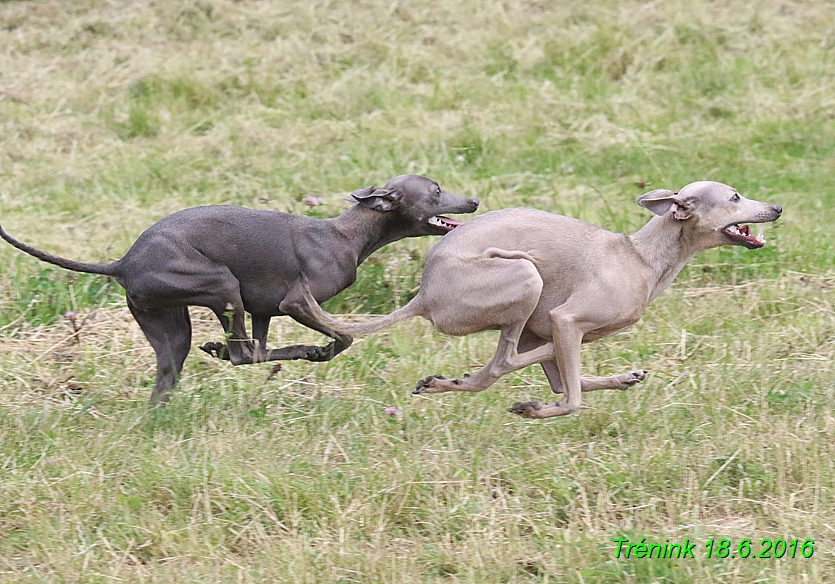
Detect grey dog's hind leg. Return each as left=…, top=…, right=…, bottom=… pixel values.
left=128, top=300, right=192, bottom=404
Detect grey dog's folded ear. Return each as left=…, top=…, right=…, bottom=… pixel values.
left=344, top=186, right=402, bottom=212
left=343, top=186, right=376, bottom=203
left=635, top=189, right=692, bottom=220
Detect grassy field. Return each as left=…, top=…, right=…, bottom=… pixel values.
left=1, top=0, right=834, bottom=581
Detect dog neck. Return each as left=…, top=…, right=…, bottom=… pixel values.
left=331, top=205, right=410, bottom=265
left=630, top=214, right=704, bottom=302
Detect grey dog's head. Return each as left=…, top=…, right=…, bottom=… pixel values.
left=636, top=181, right=782, bottom=250
left=345, top=175, right=480, bottom=236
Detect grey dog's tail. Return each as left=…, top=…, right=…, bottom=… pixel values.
left=302, top=286, right=423, bottom=337
left=0, top=224, right=119, bottom=276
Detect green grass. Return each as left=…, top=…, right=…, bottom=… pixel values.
left=1, top=0, right=834, bottom=581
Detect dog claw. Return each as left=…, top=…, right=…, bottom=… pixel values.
left=414, top=375, right=445, bottom=393
left=199, top=342, right=229, bottom=360
left=304, top=346, right=324, bottom=361
left=302, top=342, right=335, bottom=362
left=508, top=401, right=542, bottom=417
left=301, top=339, right=351, bottom=362
left=618, top=370, right=647, bottom=390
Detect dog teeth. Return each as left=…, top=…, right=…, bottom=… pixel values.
left=726, top=224, right=765, bottom=244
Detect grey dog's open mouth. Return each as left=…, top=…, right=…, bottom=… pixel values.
left=723, top=224, right=766, bottom=248
left=428, top=215, right=462, bottom=232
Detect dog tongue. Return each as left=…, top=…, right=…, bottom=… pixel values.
left=740, top=225, right=750, bottom=236
left=439, top=216, right=461, bottom=228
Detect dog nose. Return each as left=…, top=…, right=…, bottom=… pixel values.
left=469, top=198, right=480, bottom=208
left=772, top=204, right=782, bottom=215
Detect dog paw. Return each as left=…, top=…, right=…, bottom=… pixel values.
left=617, top=369, right=647, bottom=390
left=304, top=342, right=339, bottom=362
left=508, top=401, right=542, bottom=417
left=413, top=375, right=446, bottom=394
left=302, top=337, right=352, bottom=363
left=148, top=392, right=172, bottom=407
left=199, top=342, right=230, bottom=360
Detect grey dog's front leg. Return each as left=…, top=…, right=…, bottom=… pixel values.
left=200, top=332, right=350, bottom=363
left=200, top=285, right=352, bottom=364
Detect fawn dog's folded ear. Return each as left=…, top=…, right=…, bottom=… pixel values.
left=635, top=189, right=692, bottom=220
left=344, top=186, right=402, bottom=212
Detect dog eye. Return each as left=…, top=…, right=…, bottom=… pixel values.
left=731, top=193, right=740, bottom=203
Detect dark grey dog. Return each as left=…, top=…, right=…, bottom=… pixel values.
left=0, top=175, right=478, bottom=402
